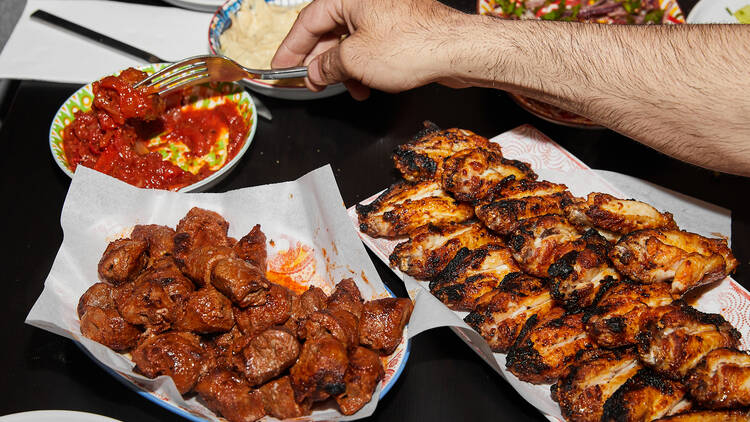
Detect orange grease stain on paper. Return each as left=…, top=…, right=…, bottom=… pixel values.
left=266, top=241, right=317, bottom=295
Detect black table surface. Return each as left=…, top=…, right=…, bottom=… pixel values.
left=3, top=0, right=749, bottom=420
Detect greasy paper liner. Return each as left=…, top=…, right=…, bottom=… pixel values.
left=26, top=165, right=411, bottom=422
left=347, top=125, right=745, bottom=422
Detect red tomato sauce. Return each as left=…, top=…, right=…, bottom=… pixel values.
left=62, top=68, right=249, bottom=191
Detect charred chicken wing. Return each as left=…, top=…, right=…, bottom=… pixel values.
left=552, top=348, right=642, bottom=422
left=564, top=193, right=678, bottom=239
left=506, top=308, right=596, bottom=384
left=356, top=180, right=474, bottom=238
left=429, top=244, right=521, bottom=311
left=686, top=348, right=750, bottom=409
left=464, top=272, right=555, bottom=353
left=440, top=145, right=536, bottom=202
left=508, top=214, right=584, bottom=278
left=601, top=369, right=691, bottom=422
left=584, top=280, right=675, bottom=348
left=392, top=124, right=491, bottom=182
left=548, top=230, right=620, bottom=312
left=611, top=229, right=738, bottom=296
left=637, top=302, right=741, bottom=380
left=389, top=221, right=500, bottom=280
left=654, top=409, right=750, bottom=422
left=475, top=179, right=571, bottom=235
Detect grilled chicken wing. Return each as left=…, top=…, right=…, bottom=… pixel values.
left=611, top=229, right=738, bottom=296
left=475, top=179, right=572, bottom=235
left=506, top=308, right=596, bottom=384
left=601, top=369, right=691, bottom=422
left=508, top=214, right=584, bottom=278
left=441, top=145, right=536, bottom=202
left=551, top=348, right=642, bottom=422
left=584, top=280, right=675, bottom=348
left=356, top=181, right=474, bottom=238
left=429, top=244, right=521, bottom=311
left=655, top=409, right=750, bottom=421
left=565, top=193, right=678, bottom=240
left=392, top=123, right=491, bottom=182
left=464, top=272, right=555, bottom=353
left=548, top=230, right=621, bottom=312
left=637, top=302, right=741, bottom=380
left=686, top=348, right=750, bottom=409
left=389, top=221, right=500, bottom=280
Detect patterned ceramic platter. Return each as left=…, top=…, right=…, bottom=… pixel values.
left=49, top=63, right=257, bottom=192
left=208, top=0, right=347, bottom=100
left=477, top=0, right=685, bottom=128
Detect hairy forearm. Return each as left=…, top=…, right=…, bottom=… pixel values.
left=446, top=16, right=750, bottom=175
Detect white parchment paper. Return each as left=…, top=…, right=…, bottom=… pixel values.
left=348, top=125, right=743, bottom=422
left=26, top=165, right=413, bottom=421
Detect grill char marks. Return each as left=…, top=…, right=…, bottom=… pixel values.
left=464, top=272, right=554, bottom=353
left=601, top=368, right=690, bottom=422
left=429, top=244, right=521, bottom=311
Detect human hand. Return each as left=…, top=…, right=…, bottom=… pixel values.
left=271, top=0, right=468, bottom=100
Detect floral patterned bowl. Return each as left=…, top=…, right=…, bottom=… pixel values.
left=208, top=0, right=348, bottom=100
left=49, top=63, right=257, bottom=192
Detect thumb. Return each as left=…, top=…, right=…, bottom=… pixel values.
left=307, top=46, right=349, bottom=86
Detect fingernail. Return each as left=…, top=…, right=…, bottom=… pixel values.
left=308, top=58, right=322, bottom=85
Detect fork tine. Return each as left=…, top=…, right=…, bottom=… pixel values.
left=133, top=55, right=211, bottom=89
left=148, top=64, right=208, bottom=90
left=156, top=74, right=213, bottom=96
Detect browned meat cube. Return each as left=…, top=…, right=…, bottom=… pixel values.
left=97, top=238, right=148, bottom=285
left=336, top=346, right=385, bottom=415
left=234, top=284, right=293, bottom=337
left=242, top=328, right=300, bottom=386
left=259, top=376, right=312, bottom=419
left=175, top=207, right=231, bottom=250
left=358, top=298, right=413, bottom=355
left=130, top=224, right=176, bottom=263
left=79, top=307, right=141, bottom=352
left=180, top=245, right=235, bottom=287
left=211, top=257, right=270, bottom=307
left=115, top=273, right=180, bottom=333
left=135, top=257, right=194, bottom=305
left=327, top=278, right=364, bottom=319
left=234, top=224, right=267, bottom=270
left=284, top=286, right=327, bottom=336
left=132, top=332, right=207, bottom=394
left=195, top=368, right=266, bottom=422
left=174, top=287, right=234, bottom=334
left=213, top=326, right=251, bottom=372
left=78, top=282, right=116, bottom=318
left=301, top=309, right=359, bottom=349
left=290, top=335, right=349, bottom=402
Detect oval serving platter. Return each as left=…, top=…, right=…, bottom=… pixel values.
left=49, top=63, right=258, bottom=192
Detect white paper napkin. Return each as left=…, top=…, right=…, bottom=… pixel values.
left=0, top=0, right=213, bottom=84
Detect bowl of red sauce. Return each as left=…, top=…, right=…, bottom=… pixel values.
left=49, top=64, right=257, bottom=192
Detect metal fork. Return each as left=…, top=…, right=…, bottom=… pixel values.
left=134, top=55, right=307, bottom=96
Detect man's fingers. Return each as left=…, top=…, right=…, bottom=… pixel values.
left=343, top=80, right=370, bottom=101
left=271, top=0, right=346, bottom=68
left=308, top=46, right=349, bottom=86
